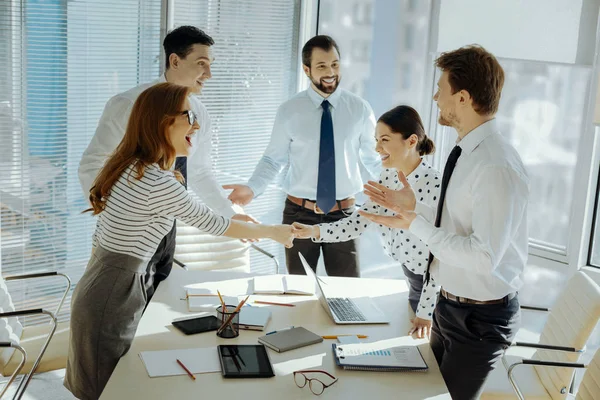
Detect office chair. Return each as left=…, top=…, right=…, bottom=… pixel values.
left=0, top=272, right=70, bottom=400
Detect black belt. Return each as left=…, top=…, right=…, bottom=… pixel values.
left=440, top=288, right=517, bottom=305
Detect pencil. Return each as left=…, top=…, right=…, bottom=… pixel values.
left=217, top=290, right=226, bottom=312
left=253, top=300, right=296, bottom=307
left=321, top=335, right=368, bottom=339
left=176, top=359, right=196, bottom=381
left=217, top=295, right=250, bottom=335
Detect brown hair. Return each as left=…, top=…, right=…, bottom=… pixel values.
left=378, top=105, right=435, bottom=156
left=302, top=35, right=341, bottom=67
left=87, top=82, right=189, bottom=215
left=435, top=45, right=504, bottom=115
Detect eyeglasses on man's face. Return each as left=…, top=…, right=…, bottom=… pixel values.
left=180, top=109, right=198, bottom=126
left=293, top=370, right=338, bottom=395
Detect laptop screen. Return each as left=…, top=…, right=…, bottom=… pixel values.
left=297, top=253, right=335, bottom=319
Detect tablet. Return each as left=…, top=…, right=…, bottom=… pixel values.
left=217, top=344, right=275, bottom=378
left=172, top=315, right=219, bottom=335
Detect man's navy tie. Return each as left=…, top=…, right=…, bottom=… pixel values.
left=175, top=157, right=187, bottom=189
left=424, top=145, right=462, bottom=284
left=316, top=100, right=336, bottom=213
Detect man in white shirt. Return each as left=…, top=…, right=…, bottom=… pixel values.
left=358, top=45, right=529, bottom=399
left=79, top=26, right=253, bottom=301
left=224, top=35, right=380, bottom=277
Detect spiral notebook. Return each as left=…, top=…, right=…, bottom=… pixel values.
left=332, top=343, right=428, bottom=372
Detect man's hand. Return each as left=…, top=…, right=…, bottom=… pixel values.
left=232, top=213, right=260, bottom=243
left=223, top=184, right=254, bottom=206
left=358, top=210, right=416, bottom=230
left=363, top=171, right=416, bottom=212
left=291, top=222, right=319, bottom=239
left=408, top=317, right=432, bottom=339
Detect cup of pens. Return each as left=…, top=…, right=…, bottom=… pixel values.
left=216, top=305, right=240, bottom=338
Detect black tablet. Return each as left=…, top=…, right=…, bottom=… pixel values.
left=217, top=344, right=275, bottom=378
left=172, top=315, right=220, bottom=335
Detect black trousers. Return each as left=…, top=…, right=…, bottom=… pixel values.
left=430, top=294, right=520, bottom=400
left=401, top=264, right=424, bottom=314
left=282, top=199, right=359, bottom=277
left=143, top=221, right=176, bottom=304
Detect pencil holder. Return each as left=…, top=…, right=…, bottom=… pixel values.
left=216, top=305, right=240, bottom=339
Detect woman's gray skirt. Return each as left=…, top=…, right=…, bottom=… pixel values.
left=64, top=246, right=148, bottom=400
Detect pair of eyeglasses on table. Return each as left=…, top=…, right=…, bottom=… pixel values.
left=293, top=370, right=338, bottom=395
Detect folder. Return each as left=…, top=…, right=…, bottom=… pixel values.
left=332, top=342, right=428, bottom=372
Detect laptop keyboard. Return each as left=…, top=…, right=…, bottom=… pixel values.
left=328, top=298, right=367, bottom=322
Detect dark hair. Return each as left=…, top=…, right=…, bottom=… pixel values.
left=378, top=105, right=435, bottom=156
left=435, top=45, right=504, bottom=115
left=301, top=35, right=341, bottom=67
left=163, top=26, right=214, bottom=70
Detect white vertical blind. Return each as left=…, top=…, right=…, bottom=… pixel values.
left=0, top=0, right=162, bottom=325
left=172, top=0, right=301, bottom=273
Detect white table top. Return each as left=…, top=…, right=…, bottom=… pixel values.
left=101, top=268, right=450, bottom=399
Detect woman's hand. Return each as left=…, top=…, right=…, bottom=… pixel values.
left=358, top=209, right=416, bottom=230
left=291, top=222, right=319, bottom=239
left=363, top=171, right=416, bottom=212
left=270, top=225, right=295, bottom=248
left=408, top=317, right=432, bottom=339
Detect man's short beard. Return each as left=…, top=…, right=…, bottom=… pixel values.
left=310, top=74, right=340, bottom=94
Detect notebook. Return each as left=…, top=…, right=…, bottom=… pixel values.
left=253, top=275, right=314, bottom=295
left=257, top=327, right=323, bottom=352
left=139, top=347, right=221, bottom=377
left=332, top=342, right=428, bottom=372
left=187, top=294, right=239, bottom=311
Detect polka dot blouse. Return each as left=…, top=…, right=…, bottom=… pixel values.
left=313, top=160, right=442, bottom=320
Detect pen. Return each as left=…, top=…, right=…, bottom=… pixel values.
left=176, top=359, right=196, bottom=381
left=265, top=326, right=295, bottom=335
left=217, top=295, right=250, bottom=335
left=321, top=335, right=368, bottom=339
left=253, top=300, right=295, bottom=307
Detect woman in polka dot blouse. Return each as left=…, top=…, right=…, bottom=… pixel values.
left=293, top=105, right=441, bottom=338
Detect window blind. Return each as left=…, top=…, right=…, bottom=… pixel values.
left=0, top=0, right=162, bottom=326
left=172, top=0, right=301, bottom=273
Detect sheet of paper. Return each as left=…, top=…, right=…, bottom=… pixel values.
left=139, top=347, right=221, bottom=377
left=337, top=335, right=361, bottom=344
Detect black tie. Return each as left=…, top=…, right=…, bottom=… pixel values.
left=175, top=157, right=187, bottom=189
left=424, top=145, right=462, bottom=284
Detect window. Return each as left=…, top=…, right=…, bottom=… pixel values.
left=431, top=59, right=591, bottom=256
left=172, top=0, right=301, bottom=273
left=0, top=0, right=162, bottom=325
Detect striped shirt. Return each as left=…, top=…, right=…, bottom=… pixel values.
left=92, top=163, right=230, bottom=260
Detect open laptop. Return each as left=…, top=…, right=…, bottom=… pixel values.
left=298, top=253, right=389, bottom=324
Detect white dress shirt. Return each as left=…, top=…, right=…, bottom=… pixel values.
left=78, top=75, right=235, bottom=217
left=247, top=86, right=381, bottom=199
left=315, top=162, right=442, bottom=319
left=410, top=119, right=530, bottom=301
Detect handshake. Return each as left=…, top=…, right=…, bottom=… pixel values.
left=266, top=222, right=320, bottom=249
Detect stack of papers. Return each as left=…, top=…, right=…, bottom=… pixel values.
left=139, top=347, right=221, bottom=377
left=253, top=275, right=314, bottom=295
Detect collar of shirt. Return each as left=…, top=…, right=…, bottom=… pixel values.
left=306, top=85, right=342, bottom=109
left=456, top=119, right=498, bottom=156
left=405, top=159, right=430, bottom=186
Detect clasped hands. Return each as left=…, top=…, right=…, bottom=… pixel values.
left=358, top=171, right=418, bottom=230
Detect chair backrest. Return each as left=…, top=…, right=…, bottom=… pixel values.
left=576, top=348, right=600, bottom=400
left=534, top=271, right=600, bottom=400
left=174, top=221, right=250, bottom=272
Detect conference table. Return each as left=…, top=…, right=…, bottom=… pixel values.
left=101, top=268, right=450, bottom=399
